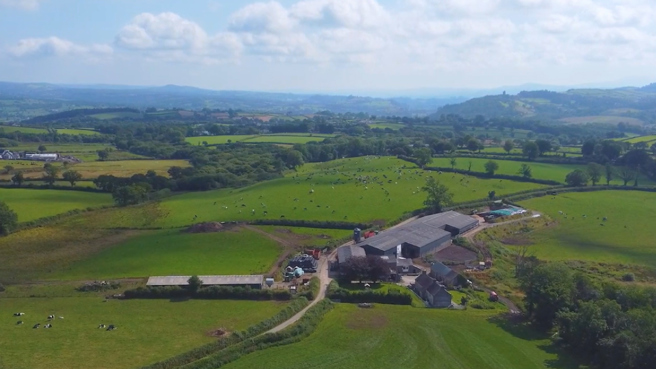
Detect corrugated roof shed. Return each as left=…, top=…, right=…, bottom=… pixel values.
left=430, top=262, right=454, bottom=278
left=360, top=211, right=476, bottom=253
left=415, top=273, right=434, bottom=289
left=147, top=275, right=263, bottom=286
left=337, top=245, right=366, bottom=263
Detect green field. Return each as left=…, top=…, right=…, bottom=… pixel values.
left=153, top=157, right=544, bottom=227
left=0, top=188, right=112, bottom=222
left=0, top=297, right=287, bottom=369
left=50, top=228, right=283, bottom=280
left=430, top=157, right=641, bottom=185
left=560, top=115, right=645, bottom=126
left=255, top=226, right=351, bottom=248
left=224, top=304, right=580, bottom=369
left=368, top=122, right=405, bottom=130
left=620, top=135, right=656, bottom=144
left=520, top=191, right=656, bottom=266
left=0, top=125, right=100, bottom=135
left=185, top=134, right=333, bottom=145
left=5, top=143, right=137, bottom=162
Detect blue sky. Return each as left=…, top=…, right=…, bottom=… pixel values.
left=1, top=0, right=655, bottom=93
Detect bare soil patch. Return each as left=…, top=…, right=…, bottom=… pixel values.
left=207, top=328, right=231, bottom=338
left=346, top=309, right=389, bottom=330
left=435, top=245, right=478, bottom=264
left=186, top=222, right=224, bottom=233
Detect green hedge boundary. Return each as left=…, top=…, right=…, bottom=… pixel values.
left=142, top=297, right=310, bottom=369
left=180, top=299, right=334, bottom=369
left=124, top=285, right=293, bottom=301
left=250, top=219, right=371, bottom=230
left=326, top=281, right=413, bottom=305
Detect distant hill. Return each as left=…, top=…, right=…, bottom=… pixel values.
left=434, top=85, right=656, bottom=125
left=0, top=82, right=466, bottom=119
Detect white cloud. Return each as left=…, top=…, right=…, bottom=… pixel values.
left=290, top=0, right=390, bottom=29
left=228, top=1, right=296, bottom=33
left=0, top=0, right=42, bottom=10
left=8, top=37, right=112, bottom=59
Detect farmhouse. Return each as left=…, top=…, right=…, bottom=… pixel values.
left=146, top=275, right=264, bottom=289
left=359, top=211, right=478, bottom=258
left=430, top=262, right=462, bottom=287
left=1, top=150, right=19, bottom=160
left=413, top=272, right=452, bottom=308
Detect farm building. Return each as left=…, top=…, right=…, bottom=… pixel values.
left=413, top=272, right=452, bottom=308
left=1, top=150, right=19, bottom=160
left=430, top=262, right=462, bottom=287
left=337, top=245, right=366, bottom=264
left=146, top=275, right=264, bottom=289
left=24, top=153, right=59, bottom=161
left=288, top=254, right=318, bottom=273
left=358, top=211, right=478, bottom=258
left=380, top=255, right=422, bottom=276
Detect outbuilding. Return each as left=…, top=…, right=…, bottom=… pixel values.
left=146, top=275, right=264, bottom=289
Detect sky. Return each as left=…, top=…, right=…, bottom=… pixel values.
left=1, top=0, right=656, bottom=93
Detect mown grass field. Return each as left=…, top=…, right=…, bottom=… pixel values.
left=0, top=188, right=112, bottom=222
left=153, top=157, right=544, bottom=227
left=255, top=226, right=351, bottom=248
left=0, top=297, right=287, bottom=369
left=51, top=228, right=283, bottom=280
left=368, top=122, right=405, bottom=130
left=185, top=134, right=333, bottom=145
left=619, top=135, right=656, bottom=144
left=429, top=157, right=644, bottom=185
left=4, top=143, right=142, bottom=162
left=519, top=191, right=656, bottom=266
left=224, top=304, right=581, bottom=369
left=560, top=115, right=644, bottom=126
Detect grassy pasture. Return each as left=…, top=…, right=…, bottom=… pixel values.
left=255, top=226, right=351, bottom=248
left=0, top=188, right=112, bottom=223
left=0, top=125, right=99, bottom=135
left=4, top=143, right=130, bottom=162
left=0, top=297, right=287, bottom=369
left=154, top=157, right=544, bottom=227
left=185, top=134, right=332, bottom=145
left=368, top=122, right=405, bottom=130
left=519, top=191, right=656, bottom=266
left=560, top=115, right=644, bottom=125
left=620, top=135, right=656, bottom=144
left=224, top=304, right=581, bottom=369
left=429, top=157, right=643, bottom=185
left=51, top=228, right=283, bottom=280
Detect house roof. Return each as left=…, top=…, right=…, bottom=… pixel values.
left=147, top=275, right=263, bottom=286
left=427, top=281, right=449, bottom=297
left=337, top=245, right=366, bottom=263
left=415, top=273, right=434, bottom=289
left=397, top=258, right=414, bottom=267
left=360, top=211, right=476, bottom=253
left=430, top=261, right=455, bottom=278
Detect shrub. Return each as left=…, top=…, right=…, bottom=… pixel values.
left=123, top=285, right=294, bottom=301
left=0, top=282, right=5, bottom=292
left=622, top=273, right=636, bottom=282
left=326, top=281, right=412, bottom=305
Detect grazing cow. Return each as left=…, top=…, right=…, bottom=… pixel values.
left=13, top=312, right=25, bottom=316
left=106, top=324, right=117, bottom=331
left=33, top=323, right=40, bottom=329
left=47, top=315, right=54, bottom=320
left=44, top=324, right=52, bottom=329
left=16, top=321, right=23, bottom=325
left=59, top=316, right=64, bottom=319
left=98, top=324, right=106, bottom=329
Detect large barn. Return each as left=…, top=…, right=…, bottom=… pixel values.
left=359, top=211, right=478, bottom=258
left=146, top=275, right=264, bottom=289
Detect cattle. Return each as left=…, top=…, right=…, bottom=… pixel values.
left=44, top=324, right=52, bottom=329
left=106, top=324, right=117, bottom=331
left=13, top=312, right=25, bottom=316
left=33, top=323, right=40, bottom=329
left=98, top=324, right=106, bottom=329
left=16, top=321, right=23, bottom=325
left=47, top=315, right=54, bottom=320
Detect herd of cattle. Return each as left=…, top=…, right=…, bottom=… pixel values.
left=13, top=312, right=117, bottom=331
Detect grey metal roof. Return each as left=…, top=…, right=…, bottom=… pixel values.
left=430, top=262, right=454, bottom=278
left=427, top=282, right=450, bottom=297
left=360, top=211, right=476, bottom=252
left=147, top=275, right=264, bottom=286
left=415, top=273, right=434, bottom=289
left=337, top=245, right=366, bottom=263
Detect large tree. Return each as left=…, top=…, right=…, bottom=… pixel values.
left=503, top=140, right=514, bottom=154
left=449, top=156, right=457, bottom=170
left=11, top=171, right=24, bottom=186
left=535, top=139, right=552, bottom=156
left=604, top=164, right=614, bottom=186
left=523, top=141, right=539, bottom=160
left=565, top=169, right=590, bottom=187
left=97, top=149, right=110, bottom=161
left=521, top=262, right=574, bottom=329
left=413, top=147, right=433, bottom=168
left=422, top=177, right=453, bottom=213
left=42, top=163, right=60, bottom=185
left=484, top=160, right=499, bottom=176
left=0, top=201, right=18, bottom=236
left=112, top=184, right=150, bottom=206
left=517, top=164, right=532, bottom=179
left=617, top=166, right=635, bottom=186
left=62, top=170, right=83, bottom=186
left=586, top=163, right=604, bottom=186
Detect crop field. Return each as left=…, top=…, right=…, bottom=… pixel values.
left=5, top=143, right=134, bottom=162
left=0, top=297, right=287, bottom=369
left=0, top=188, right=112, bottom=223
left=368, top=122, right=405, bottom=130
left=224, top=304, right=580, bottom=369
left=185, top=134, right=333, bottom=145
left=153, top=157, right=544, bottom=227
left=429, top=157, right=644, bottom=185
left=0, top=159, right=190, bottom=180
left=519, top=191, right=656, bottom=267
left=51, top=228, right=283, bottom=280
left=618, top=135, right=656, bottom=144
